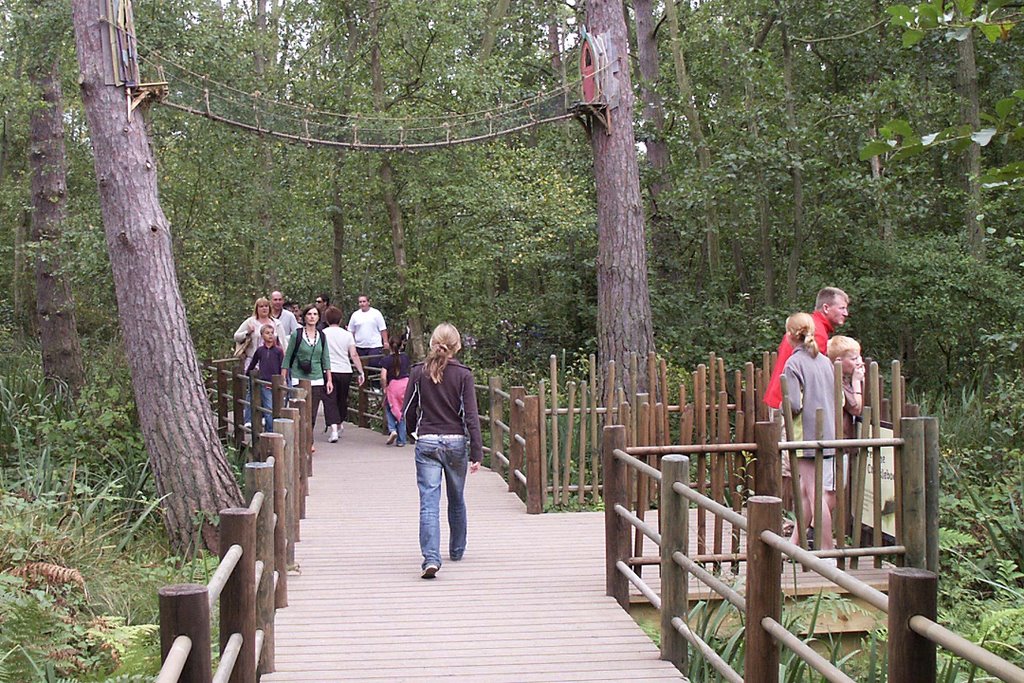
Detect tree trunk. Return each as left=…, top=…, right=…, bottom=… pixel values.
left=480, top=0, right=511, bottom=61
left=633, top=0, right=679, bottom=280
left=956, top=32, right=984, bottom=259
left=255, top=0, right=278, bottom=289
left=780, top=18, right=805, bottom=301
left=13, top=209, right=35, bottom=336
left=29, top=59, right=85, bottom=396
left=370, top=0, right=426, bottom=358
left=329, top=165, right=346, bottom=306
left=71, top=0, right=241, bottom=553
left=663, top=0, right=718, bottom=276
left=586, top=0, right=655, bottom=391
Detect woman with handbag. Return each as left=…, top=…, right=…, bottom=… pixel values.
left=233, top=297, right=287, bottom=426
left=402, top=323, right=482, bottom=579
left=285, top=304, right=333, bottom=443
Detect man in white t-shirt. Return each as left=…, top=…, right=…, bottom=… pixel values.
left=348, top=294, right=388, bottom=368
left=270, top=290, right=298, bottom=340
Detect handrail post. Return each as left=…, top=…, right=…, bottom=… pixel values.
left=358, top=382, right=369, bottom=428
left=158, top=583, right=212, bottom=683
left=508, top=386, right=526, bottom=497
left=660, top=454, right=689, bottom=671
left=267, top=426, right=289, bottom=607
left=232, top=358, right=246, bottom=451
left=278, top=411, right=300, bottom=557
left=283, top=403, right=306, bottom=528
left=271, top=373, right=286, bottom=423
left=251, top=378, right=264, bottom=444
left=246, top=457, right=276, bottom=673
left=754, top=420, right=781, bottom=498
left=745, top=495, right=782, bottom=683
left=215, top=359, right=230, bottom=442
left=924, top=417, right=940, bottom=573
left=524, top=394, right=543, bottom=513
left=219, top=507, right=256, bottom=683
left=299, top=378, right=313, bottom=499
left=900, top=417, right=927, bottom=569
left=888, top=568, right=937, bottom=683
left=603, top=424, right=630, bottom=609
left=489, top=376, right=503, bottom=475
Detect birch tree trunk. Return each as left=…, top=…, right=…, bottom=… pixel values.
left=663, top=0, right=718, bottom=276
left=632, top=0, right=682, bottom=284
left=956, top=32, right=984, bottom=259
left=586, top=0, right=655, bottom=390
left=71, top=0, right=241, bottom=552
left=29, top=59, right=85, bottom=396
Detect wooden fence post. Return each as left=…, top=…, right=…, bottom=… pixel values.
left=888, top=568, right=937, bottom=683
left=158, top=584, right=212, bottom=683
left=219, top=507, right=256, bottom=683
left=603, top=424, right=630, bottom=609
left=283, top=402, right=306, bottom=527
left=267, top=427, right=288, bottom=608
left=251, top=379, right=263, bottom=444
left=358, top=383, right=369, bottom=428
left=246, top=458, right=276, bottom=674
left=489, top=376, right=503, bottom=474
left=900, top=417, right=927, bottom=569
left=754, top=421, right=781, bottom=498
left=508, top=386, right=526, bottom=497
left=271, top=373, right=286, bottom=423
left=923, top=417, right=940, bottom=574
left=660, top=454, right=689, bottom=671
left=524, top=394, right=543, bottom=514
left=278, top=411, right=300, bottom=557
left=745, top=495, right=782, bottom=683
left=232, top=359, right=246, bottom=451
left=299, top=379, right=314, bottom=482
left=215, top=360, right=230, bottom=442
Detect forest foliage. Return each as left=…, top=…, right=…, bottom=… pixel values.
left=0, top=0, right=1023, bottom=678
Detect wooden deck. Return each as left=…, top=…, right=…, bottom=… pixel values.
left=263, top=424, right=686, bottom=682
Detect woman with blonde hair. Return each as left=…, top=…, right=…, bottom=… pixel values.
left=402, top=323, right=483, bottom=579
left=233, top=297, right=287, bottom=427
left=782, top=312, right=838, bottom=554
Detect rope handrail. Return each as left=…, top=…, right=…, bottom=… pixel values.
left=670, top=480, right=748, bottom=532
left=611, top=447, right=662, bottom=481
left=909, top=615, right=1024, bottom=682
left=155, top=636, right=192, bottom=683
left=761, top=617, right=856, bottom=683
left=207, top=544, right=243, bottom=608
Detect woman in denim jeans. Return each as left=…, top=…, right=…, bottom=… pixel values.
left=402, top=323, right=483, bottom=579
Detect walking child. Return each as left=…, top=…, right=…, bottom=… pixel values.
left=245, top=324, right=284, bottom=433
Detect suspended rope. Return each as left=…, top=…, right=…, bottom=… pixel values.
left=136, top=45, right=599, bottom=152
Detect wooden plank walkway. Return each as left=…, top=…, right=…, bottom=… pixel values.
left=263, top=425, right=686, bottom=682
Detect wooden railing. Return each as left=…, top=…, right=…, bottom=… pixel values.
left=603, top=420, right=1024, bottom=683
left=159, top=366, right=317, bottom=681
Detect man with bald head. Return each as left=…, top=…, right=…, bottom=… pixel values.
left=270, top=290, right=299, bottom=339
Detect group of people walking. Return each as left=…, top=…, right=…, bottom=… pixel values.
left=232, top=293, right=483, bottom=579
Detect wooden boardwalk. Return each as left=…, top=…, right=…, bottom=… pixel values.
left=263, top=425, right=686, bottom=682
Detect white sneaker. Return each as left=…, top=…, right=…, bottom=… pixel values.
left=328, top=427, right=339, bottom=443
left=386, top=431, right=398, bottom=445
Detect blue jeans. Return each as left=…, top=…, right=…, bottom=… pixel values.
left=259, top=386, right=274, bottom=433
left=386, top=409, right=407, bottom=445
left=415, top=435, right=468, bottom=569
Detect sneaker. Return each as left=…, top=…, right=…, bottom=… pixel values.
left=244, top=421, right=252, bottom=429
left=396, top=442, right=406, bottom=447
left=421, top=564, right=439, bottom=579
left=387, top=431, right=398, bottom=445
left=328, top=427, right=339, bottom=443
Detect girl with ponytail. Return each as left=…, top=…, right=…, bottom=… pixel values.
left=781, top=312, right=838, bottom=555
left=402, top=323, right=483, bottom=579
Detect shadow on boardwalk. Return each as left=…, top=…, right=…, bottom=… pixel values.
left=262, top=424, right=685, bottom=682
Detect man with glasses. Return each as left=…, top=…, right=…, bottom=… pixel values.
left=315, top=293, right=330, bottom=331
left=270, top=290, right=298, bottom=341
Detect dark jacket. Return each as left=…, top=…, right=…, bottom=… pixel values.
left=403, top=359, right=483, bottom=463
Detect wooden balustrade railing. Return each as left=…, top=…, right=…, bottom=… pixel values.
left=602, top=420, right=1024, bottom=683
left=159, top=368, right=316, bottom=681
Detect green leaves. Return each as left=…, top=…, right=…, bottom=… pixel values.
left=886, top=0, right=1018, bottom=45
